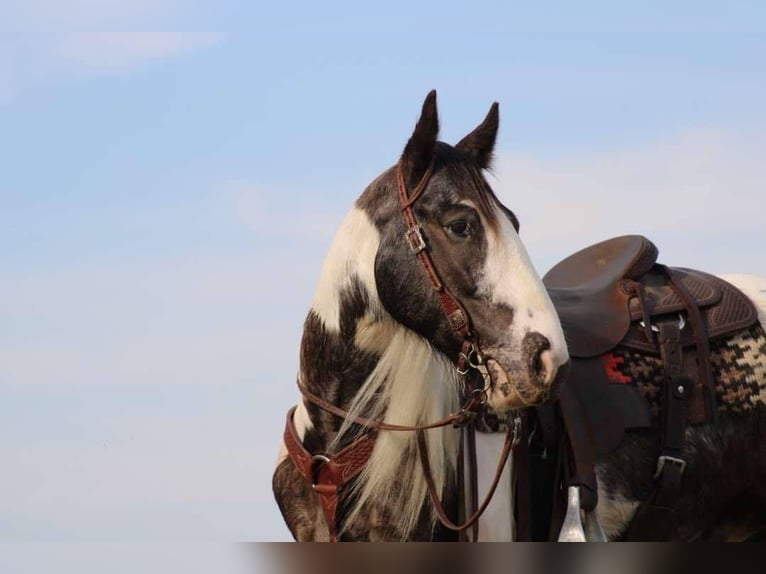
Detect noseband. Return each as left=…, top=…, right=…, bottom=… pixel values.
left=283, top=160, right=520, bottom=541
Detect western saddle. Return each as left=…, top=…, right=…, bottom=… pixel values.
left=520, top=235, right=759, bottom=541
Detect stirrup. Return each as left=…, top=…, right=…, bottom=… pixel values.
left=557, top=486, right=607, bottom=542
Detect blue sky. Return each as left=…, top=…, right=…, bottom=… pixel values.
left=1, top=0, right=765, bottom=552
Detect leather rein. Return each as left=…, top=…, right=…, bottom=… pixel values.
left=283, top=159, right=521, bottom=541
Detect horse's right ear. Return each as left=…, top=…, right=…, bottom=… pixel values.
left=400, top=90, right=439, bottom=189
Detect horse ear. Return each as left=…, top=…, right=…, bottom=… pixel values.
left=400, top=90, right=439, bottom=188
left=455, top=102, right=499, bottom=169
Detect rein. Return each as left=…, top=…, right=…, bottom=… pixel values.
left=283, top=159, right=519, bottom=541
left=287, top=382, right=519, bottom=540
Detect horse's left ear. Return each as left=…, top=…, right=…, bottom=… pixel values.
left=456, top=102, right=499, bottom=169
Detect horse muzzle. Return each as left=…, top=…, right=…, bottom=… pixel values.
left=483, top=332, right=570, bottom=412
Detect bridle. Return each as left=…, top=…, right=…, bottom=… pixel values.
left=396, top=159, right=480, bottom=374
left=283, top=158, right=522, bottom=541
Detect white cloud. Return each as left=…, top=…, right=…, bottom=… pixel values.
left=492, top=128, right=766, bottom=274
left=9, top=0, right=173, bottom=29
left=1, top=1, right=221, bottom=100
left=57, top=32, right=222, bottom=73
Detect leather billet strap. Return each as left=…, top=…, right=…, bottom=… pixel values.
left=624, top=322, right=689, bottom=541
left=655, top=321, right=689, bottom=502
left=626, top=262, right=715, bottom=541
left=283, top=407, right=376, bottom=542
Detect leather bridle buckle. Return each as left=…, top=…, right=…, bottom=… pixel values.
left=405, top=226, right=427, bottom=254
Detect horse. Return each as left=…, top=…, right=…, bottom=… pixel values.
left=272, top=90, right=570, bottom=541
left=272, top=91, right=766, bottom=542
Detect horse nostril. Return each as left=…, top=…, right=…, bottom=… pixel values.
left=524, top=332, right=553, bottom=384
left=536, top=349, right=556, bottom=385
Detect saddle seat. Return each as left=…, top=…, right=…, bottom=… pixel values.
left=544, top=235, right=757, bottom=358
left=544, top=235, right=658, bottom=358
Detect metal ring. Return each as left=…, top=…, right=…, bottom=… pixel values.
left=456, top=344, right=476, bottom=375
left=468, top=349, right=484, bottom=369
left=310, top=454, right=330, bottom=488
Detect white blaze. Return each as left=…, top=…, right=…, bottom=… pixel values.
left=476, top=200, right=569, bottom=366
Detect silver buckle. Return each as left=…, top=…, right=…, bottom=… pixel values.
left=405, top=226, right=426, bottom=254
left=654, top=455, right=686, bottom=479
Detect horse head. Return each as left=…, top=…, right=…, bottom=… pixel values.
left=360, top=91, right=569, bottom=409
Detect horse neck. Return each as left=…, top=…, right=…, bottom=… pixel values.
left=296, top=208, right=462, bottom=539
left=298, top=305, right=463, bottom=540
left=298, top=292, right=381, bottom=449
left=298, top=205, right=384, bottom=448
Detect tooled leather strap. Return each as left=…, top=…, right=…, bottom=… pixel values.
left=396, top=162, right=474, bottom=354
left=288, top=384, right=486, bottom=540
left=283, top=407, right=376, bottom=541
left=289, top=382, right=489, bottom=540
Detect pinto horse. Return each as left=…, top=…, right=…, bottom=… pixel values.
left=272, top=91, right=569, bottom=541
left=272, top=92, right=766, bottom=542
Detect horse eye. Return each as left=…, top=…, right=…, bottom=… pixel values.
left=446, top=220, right=472, bottom=238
